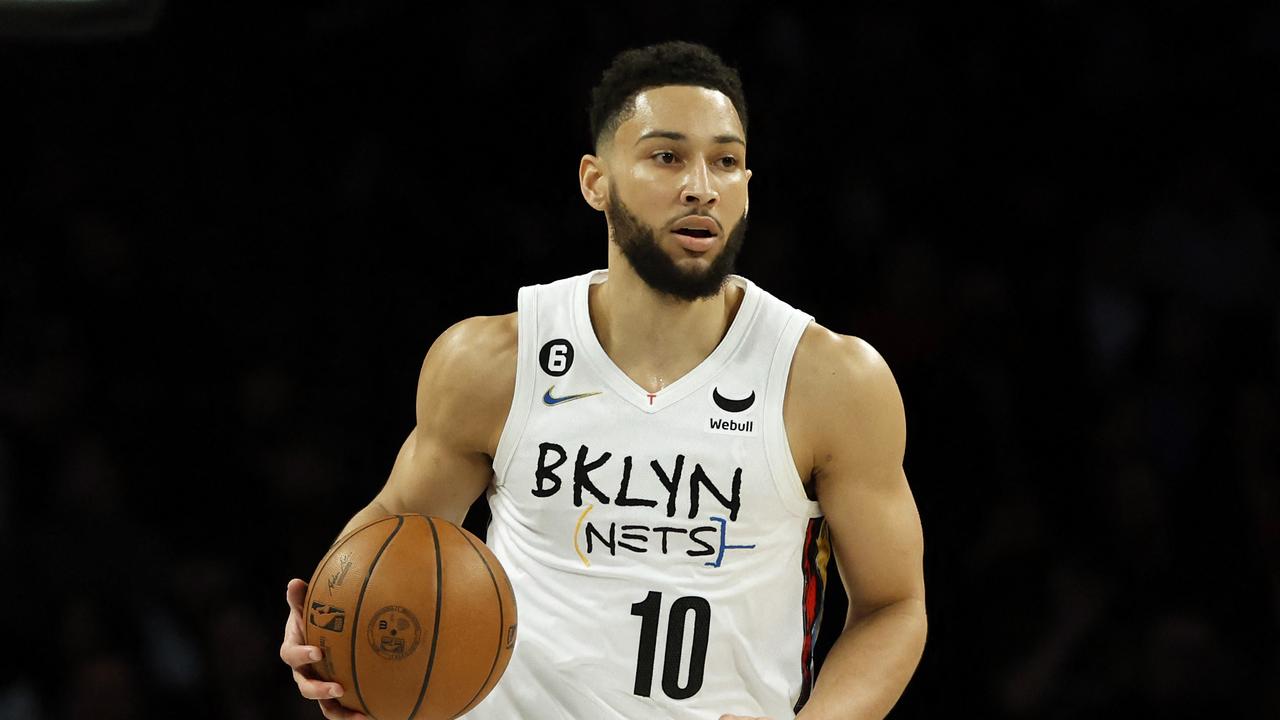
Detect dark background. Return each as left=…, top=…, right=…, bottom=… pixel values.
left=1, top=1, right=1276, bottom=718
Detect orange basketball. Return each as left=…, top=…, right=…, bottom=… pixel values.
left=303, top=514, right=518, bottom=720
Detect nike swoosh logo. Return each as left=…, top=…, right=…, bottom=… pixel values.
left=543, top=385, right=602, bottom=406
left=712, top=387, right=756, bottom=413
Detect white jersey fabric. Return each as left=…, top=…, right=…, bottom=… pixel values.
left=461, top=269, right=831, bottom=720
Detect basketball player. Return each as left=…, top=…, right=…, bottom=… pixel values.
left=281, top=41, right=926, bottom=720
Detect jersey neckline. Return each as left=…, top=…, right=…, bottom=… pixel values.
left=571, top=269, right=763, bottom=414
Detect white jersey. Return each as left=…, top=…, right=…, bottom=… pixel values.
left=462, top=269, right=831, bottom=720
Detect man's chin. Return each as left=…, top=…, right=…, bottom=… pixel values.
left=610, top=221, right=740, bottom=301
left=657, top=268, right=731, bottom=301
left=668, top=251, right=725, bottom=279
left=671, top=249, right=717, bottom=269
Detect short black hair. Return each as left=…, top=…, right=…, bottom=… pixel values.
left=588, top=41, right=749, bottom=155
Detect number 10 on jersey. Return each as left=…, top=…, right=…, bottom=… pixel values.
left=630, top=591, right=711, bottom=700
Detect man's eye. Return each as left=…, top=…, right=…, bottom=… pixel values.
left=720, top=156, right=739, bottom=168
left=655, top=152, right=677, bottom=164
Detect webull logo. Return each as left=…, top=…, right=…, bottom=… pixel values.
left=708, top=417, right=754, bottom=434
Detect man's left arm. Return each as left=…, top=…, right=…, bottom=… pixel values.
left=798, top=330, right=926, bottom=720
left=723, top=329, right=927, bottom=720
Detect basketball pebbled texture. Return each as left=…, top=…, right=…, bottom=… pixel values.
left=303, top=514, right=518, bottom=720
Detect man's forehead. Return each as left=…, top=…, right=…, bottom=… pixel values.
left=618, top=85, right=745, bottom=144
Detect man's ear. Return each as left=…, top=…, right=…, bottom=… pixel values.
left=579, top=154, right=609, bottom=211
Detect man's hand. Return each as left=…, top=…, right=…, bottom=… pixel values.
left=281, top=578, right=369, bottom=720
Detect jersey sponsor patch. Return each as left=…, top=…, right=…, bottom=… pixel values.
left=712, top=386, right=756, bottom=412
left=705, top=416, right=758, bottom=436
left=705, top=384, right=759, bottom=435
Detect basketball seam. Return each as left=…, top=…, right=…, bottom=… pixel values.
left=455, top=527, right=505, bottom=717
left=352, top=514, right=405, bottom=720
left=408, top=516, right=445, bottom=720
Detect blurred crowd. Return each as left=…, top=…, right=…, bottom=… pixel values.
left=1, top=2, right=1276, bottom=719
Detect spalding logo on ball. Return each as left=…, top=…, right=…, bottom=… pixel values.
left=304, top=514, right=518, bottom=720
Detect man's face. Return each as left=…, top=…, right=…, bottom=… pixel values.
left=599, top=85, right=752, bottom=301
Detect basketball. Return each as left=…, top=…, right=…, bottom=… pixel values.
left=303, top=514, right=518, bottom=720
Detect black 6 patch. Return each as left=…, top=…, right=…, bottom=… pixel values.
left=539, top=339, right=574, bottom=377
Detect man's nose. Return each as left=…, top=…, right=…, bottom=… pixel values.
left=682, top=160, right=718, bottom=206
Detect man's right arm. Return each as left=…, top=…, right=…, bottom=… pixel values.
left=339, top=312, right=518, bottom=535
left=281, top=312, right=518, bottom=720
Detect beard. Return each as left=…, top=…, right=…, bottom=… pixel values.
left=604, top=191, right=748, bottom=302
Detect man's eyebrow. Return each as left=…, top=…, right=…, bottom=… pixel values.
left=634, top=130, right=746, bottom=147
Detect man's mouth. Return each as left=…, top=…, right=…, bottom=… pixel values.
left=670, top=229, right=717, bottom=253
left=673, top=228, right=716, bottom=239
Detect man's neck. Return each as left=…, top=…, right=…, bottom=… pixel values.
left=588, top=250, right=744, bottom=394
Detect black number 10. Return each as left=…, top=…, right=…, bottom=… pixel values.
left=629, top=591, right=711, bottom=700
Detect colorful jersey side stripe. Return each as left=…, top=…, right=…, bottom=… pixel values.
left=794, top=516, right=831, bottom=713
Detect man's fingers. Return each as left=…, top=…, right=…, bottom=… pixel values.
left=286, top=578, right=308, bottom=611
left=293, top=668, right=345, bottom=701
left=280, top=643, right=323, bottom=669
left=284, top=578, right=359, bottom=718
left=284, top=578, right=355, bottom=711
left=319, top=698, right=368, bottom=720
left=283, top=579, right=309, bottom=646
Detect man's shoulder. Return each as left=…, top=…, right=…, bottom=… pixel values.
left=789, top=322, right=902, bottom=425
left=788, top=323, right=907, bottom=483
left=415, top=313, right=519, bottom=447
left=436, top=313, right=519, bottom=357
left=420, top=313, right=518, bottom=396
left=793, top=322, right=891, bottom=383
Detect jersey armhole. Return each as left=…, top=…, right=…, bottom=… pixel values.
left=763, top=311, right=823, bottom=519
left=491, top=285, right=537, bottom=487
